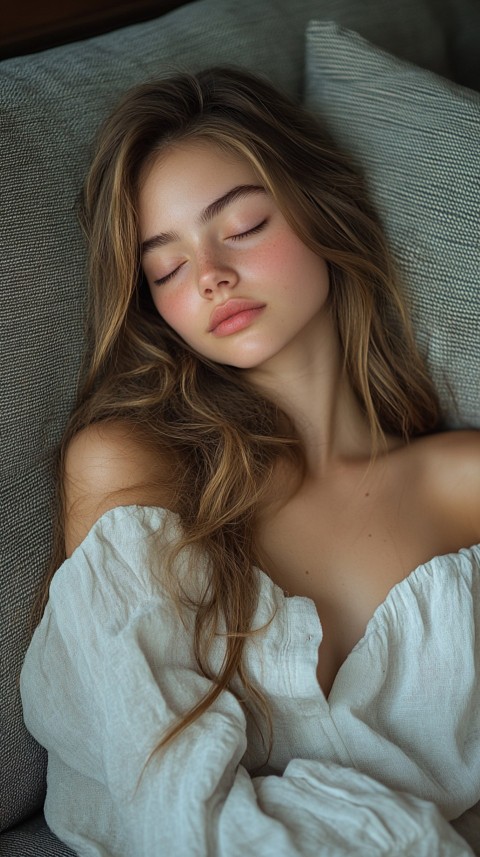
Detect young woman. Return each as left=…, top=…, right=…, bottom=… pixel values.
left=21, top=67, right=480, bottom=856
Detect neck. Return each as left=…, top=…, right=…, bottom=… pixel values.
left=245, top=309, right=374, bottom=478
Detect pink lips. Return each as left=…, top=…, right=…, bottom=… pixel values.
left=208, top=299, right=266, bottom=333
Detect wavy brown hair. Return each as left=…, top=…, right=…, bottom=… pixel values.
left=40, top=67, right=441, bottom=762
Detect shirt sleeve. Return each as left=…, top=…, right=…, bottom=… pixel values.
left=20, top=507, right=473, bottom=857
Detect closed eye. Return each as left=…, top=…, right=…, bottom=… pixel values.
left=229, top=219, right=267, bottom=241
left=153, top=264, right=183, bottom=286
left=152, top=219, right=267, bottom=285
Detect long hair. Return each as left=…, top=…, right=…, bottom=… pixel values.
left=40, top=67, right=441, bottom=760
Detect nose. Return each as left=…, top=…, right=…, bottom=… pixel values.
left=197, top=249, right=238, bottom=297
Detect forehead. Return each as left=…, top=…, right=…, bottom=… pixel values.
left=138, top=140, right=261, bottom=221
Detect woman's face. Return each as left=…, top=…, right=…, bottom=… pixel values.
left=138, top=140, right=330, bottom=373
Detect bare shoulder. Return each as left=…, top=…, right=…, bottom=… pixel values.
left=64, top=419, right=177, bottom=556
left=410, top=429, right=480, bottom=544
left=414, top=428, right=480, bottom=479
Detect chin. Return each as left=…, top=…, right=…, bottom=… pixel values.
left=199, top=345, right=273, bottom=371
left=223, top=353, right=273, bottom=371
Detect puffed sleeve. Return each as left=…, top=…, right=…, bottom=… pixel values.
left=20, top=506, right=473, bottom=857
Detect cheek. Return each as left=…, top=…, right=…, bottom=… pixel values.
left=251, top=236, right=293, bottom=277
left=252, top=232, right=328, bottom=293
left=150, top=286, right=197, bottom=336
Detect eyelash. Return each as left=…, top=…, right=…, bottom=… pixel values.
left=229, top=219, right=267, bottom=241
left=154, top=268, right=180, bottom=286
left=153, top=219, right=268, bottom=286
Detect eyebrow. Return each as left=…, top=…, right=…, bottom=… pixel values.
left=141, top=184, right=266, bottom=256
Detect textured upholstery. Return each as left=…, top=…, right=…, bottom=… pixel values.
left=0, top=814, right=75, bottom=857
left=305, top=20, right=480, bottom=428
left=0, top=0, right=476, bottom=851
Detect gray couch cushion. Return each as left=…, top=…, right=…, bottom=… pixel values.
left=0, top=0, right=459, bottom=839
left=0, top=814, right=75, bottom=856
left=305, top=20, right=480, bottom=429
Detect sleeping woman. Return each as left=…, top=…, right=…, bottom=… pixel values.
left=20, top=67, right=480, bottom=855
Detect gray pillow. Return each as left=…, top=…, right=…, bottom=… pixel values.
left=305, top=20, right=480, bottom=428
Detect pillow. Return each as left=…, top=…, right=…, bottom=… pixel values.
left=304, top=20, right=480, bottom=428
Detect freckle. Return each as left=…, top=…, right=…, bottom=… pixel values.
left=305, top=569, right=310, bottom=575
left=368, top=533, right=372, bottom=538
left=365, top=492, right=370, bottom=497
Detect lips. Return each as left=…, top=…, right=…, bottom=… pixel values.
left=208, top=299, right=266, bottom=332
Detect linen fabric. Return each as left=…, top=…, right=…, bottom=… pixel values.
left=20, top=505, right=480, bottom=856
left=0, top=0, right=454, bottom=835
left=304, top=20, right=480, bottom=429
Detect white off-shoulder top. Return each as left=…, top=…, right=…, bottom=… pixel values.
left=20, top=505, right=480, bottom=856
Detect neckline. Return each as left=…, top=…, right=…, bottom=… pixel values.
left=252, top=539, right=480, bottom=702
left=80, top=503, right=480, bottom=702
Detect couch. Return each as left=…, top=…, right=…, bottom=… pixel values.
left=1, top=0, right=479, bottom=853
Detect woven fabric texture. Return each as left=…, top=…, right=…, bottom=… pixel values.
left=0, top=0, right=463, bottom=844
left=0, top=814, right=75, bottom=857
left=305, top=20, right=480, bottom=429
